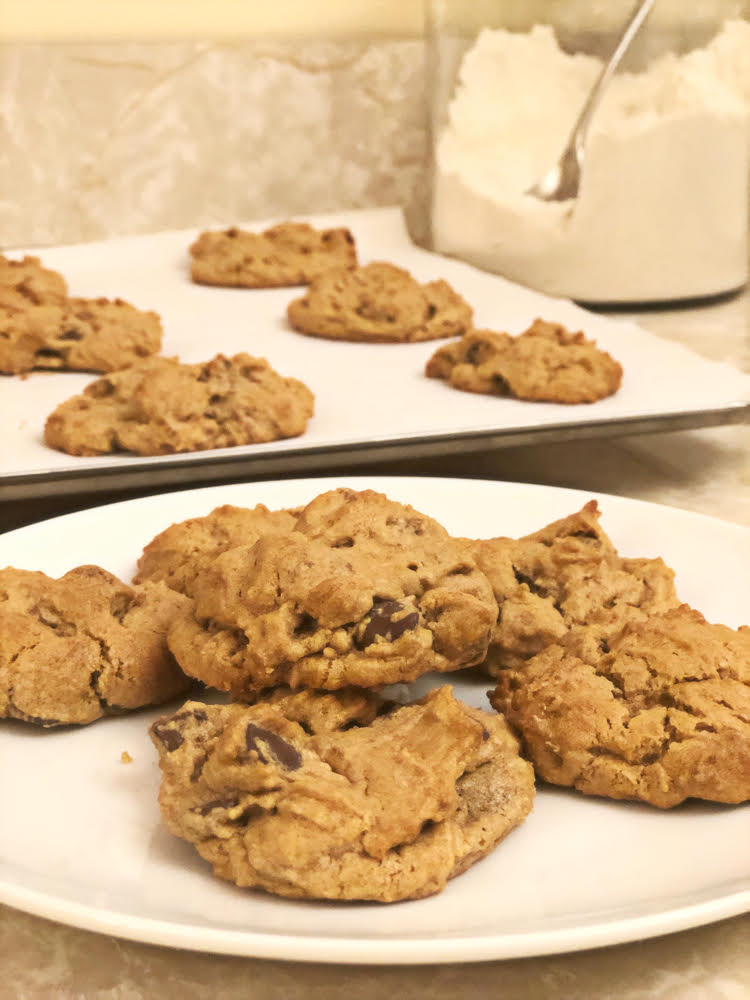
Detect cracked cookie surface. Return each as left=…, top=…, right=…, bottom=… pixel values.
left=0, top=565, right=192, bottom=726
left=469, top=500, right=679, bottom=676
left=150, top=685, right=535, bottom=901
left=167, top=488, right=498, bottom=694
left=425, top=318, right=623, bottom=403
left=489, top=605, right=750, bottom=807
left=0, top=296, right=163, bottom=375
left=134, top=503, right=299, bottom=596
left=189, top=222, right=357, bottom=287
left=286, top=261, right=473, bottom=342
left=44, top=352, right=315, bottom=456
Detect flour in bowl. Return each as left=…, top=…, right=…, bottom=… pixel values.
left=432, top=20, right=750, bottom=303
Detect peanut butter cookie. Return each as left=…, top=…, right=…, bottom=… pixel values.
left=0, top=565, right=192, bottom=726
left=0, top=253, right=68, bottom=309
left=490, top=605, right=750, bottom=808
left=425, top=319, right=623, bottom=403
left=167, top=488, right=497, bottom=695
left=0, top=296, right=162, bottom=375
left=134, top=503, right=299, bottom=596
left=189, top=222, right=357, bottom=287
left=469, top=501, right=679, bottom=675
left=150, top=685, right=535, bottom=901
left=287, top=261, right=473, bottom=343
left=44, top=352, right=315, bottom=457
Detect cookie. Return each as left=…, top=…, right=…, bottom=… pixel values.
left=166, top=488, right=497, bottom=695
left=469, top=501, right=679, bottom=675
left=44, top=352, right=315, bottom=457
left=286, top=261, right=473, bottom=343
left=490, top=605, right=750, bottom=808
left=0, top=565, right=192, bottom=727
left=0, top=296, right=163, bottom=375
left=425, top=318, right=623, bottom=403
left=134, top=503, right=299, bottom=596
left=0, top=254, right=68, bottom=310
left=150, top=685, right=535, bottom=901
left=189, top=222, right=357, bottom=288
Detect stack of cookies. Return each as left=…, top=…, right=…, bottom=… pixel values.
left=2, top=485, right=749, bottom=902
left=138, top=487, right=536, bottom=902
left=138, top=486, right=749, bottom=900
left=468, top=501, right=750, bottom=808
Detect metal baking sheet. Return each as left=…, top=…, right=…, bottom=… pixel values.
left=3, top=207, right=750, bottom=501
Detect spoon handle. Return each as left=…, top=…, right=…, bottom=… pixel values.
left=572, top=0, right=657, bottom=156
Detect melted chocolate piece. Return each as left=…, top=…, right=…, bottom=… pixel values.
left=152, top=722, right=184, bottom=752
left=512, top=568, right=548, bottom=598
left=245, top=723, right=302, bottom=771
left=198, top=795, right=239, bottom=816
left=357, top=598, right=419, bottom=648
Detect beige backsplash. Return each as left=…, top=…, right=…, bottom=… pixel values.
left=0, top=39, right=429, bottom=250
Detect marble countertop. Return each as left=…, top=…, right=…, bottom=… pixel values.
left=1, top=287, right=749, bottom=999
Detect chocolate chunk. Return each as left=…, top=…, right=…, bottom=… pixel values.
left=357, top=598, right=419, bottom=648
left=513, top=568, right=547, bottom=598
left=197, top=795, right=239, bottom=815
left=190, top=751, right=208, bottom=782
left=152, top=722, right=184, bottom=751
left=293, top=611, right=318, bottom=637
left=245, top=723, right=302, bottom=771
left=109, top=591, right=134, bottom=622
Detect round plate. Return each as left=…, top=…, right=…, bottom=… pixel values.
left=1, top=475, right=748, bottom=963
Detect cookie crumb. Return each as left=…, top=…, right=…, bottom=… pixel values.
left=121, top=751, right=133, bottom=763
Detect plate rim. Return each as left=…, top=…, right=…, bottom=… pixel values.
left=1, top=876, right=748, bottom=965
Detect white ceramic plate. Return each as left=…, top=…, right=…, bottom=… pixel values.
left=4, top=208, right=750, bottom=499
left=0, top=476, right=748, bottom=964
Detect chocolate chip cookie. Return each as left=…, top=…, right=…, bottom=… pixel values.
left=44, top=352, right=315, bottom=456
left=490, top=605, right=750, bottom=808
left=0, top=296, right=163, bottom=375
left=425, top=319, right=623, bottom=403
left=150, top=685, right=535, bottom=901
left=469, top=501, right=679, bottom=676
left=167, top=488, right=497, bottom=695
left=134, top=503, right=299, bottom=596
left=0, top=565, right=192, bottom=726
left=286, top=261, right=473, bottom=343
left=0, top=253, right=68, bottom=309
left=189, top=222, right=357, bottom=287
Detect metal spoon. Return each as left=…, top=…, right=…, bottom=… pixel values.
left=527, top=0, right=657, bottom=202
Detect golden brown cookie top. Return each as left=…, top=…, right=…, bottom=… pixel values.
left=0, top=565, right=191, bottom=726
left=134, top=503, right=299, bottom=596
left=150, top=685, right=535, bottom=901
left=470, top=501, right=679, bottom=674
left=0, top=254, right=68, bottom=309
left=425, top=318, right=623, bottom=403
left=490, top=605, right=750, bottom=808
left=189, top=221, right=357, bottom=288
left=0, top=296, right=162, bottom=375
left=43, top=352, right=315, bottom=457
left=287, top=260, right=474, bottom=342
left=166, top=488, right=497, bottom=695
